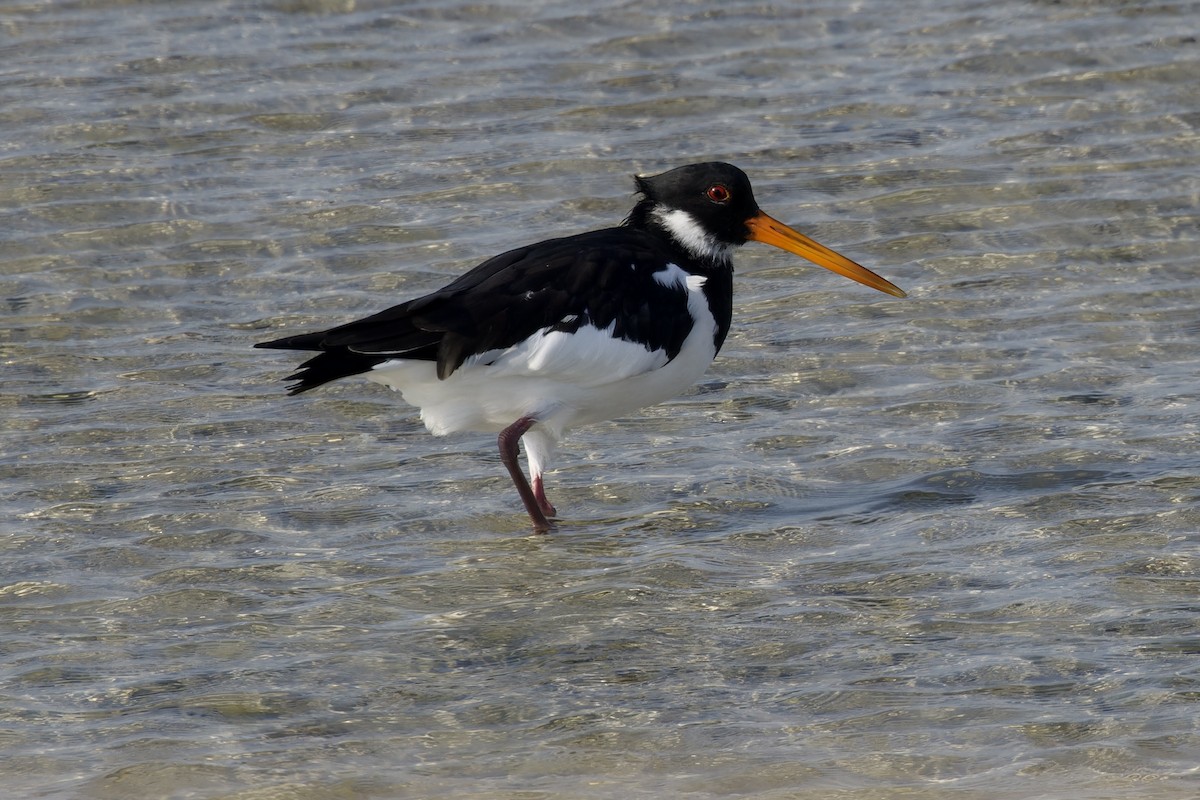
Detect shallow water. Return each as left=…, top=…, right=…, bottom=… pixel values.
left=3, top=0, right=1199, bottom=797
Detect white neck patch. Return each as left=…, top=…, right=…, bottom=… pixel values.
left=651, top=207, right=733, bottom=264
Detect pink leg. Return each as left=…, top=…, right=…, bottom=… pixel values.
left=498, top=415, right=553, bottom=533
left=532, top=474, right=557, bottom=519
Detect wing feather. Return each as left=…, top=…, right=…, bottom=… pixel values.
left=256, top=227, right=700, bottom=392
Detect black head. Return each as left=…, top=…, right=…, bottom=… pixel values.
left=629, top=162, right=761, bottom=251
left=626, top=161, right=907, bottom=297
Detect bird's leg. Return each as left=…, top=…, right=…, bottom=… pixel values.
left=498, top=415, right=553, bottom=533
left=531, top=474, right=557, bottom=519
left=523, top=426, right=559, bottom=519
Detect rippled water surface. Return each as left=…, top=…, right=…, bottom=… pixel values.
left=3, top=0, right=1199, bottom=797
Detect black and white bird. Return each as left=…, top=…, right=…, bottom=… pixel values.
left=256, top=162, right=905, bottom=532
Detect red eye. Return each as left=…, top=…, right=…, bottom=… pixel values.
left=705, top=184, right=731, bottom=203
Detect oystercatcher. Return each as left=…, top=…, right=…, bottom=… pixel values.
left=256, top=162, right=905, bottom=532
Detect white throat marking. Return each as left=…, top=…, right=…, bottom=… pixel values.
left=651, top=207, right=734, bottom=264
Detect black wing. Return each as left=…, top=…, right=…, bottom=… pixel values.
left=256, top=227, right=703, bottom=394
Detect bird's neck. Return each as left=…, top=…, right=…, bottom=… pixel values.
left=625, top=201, right=734, bottom=269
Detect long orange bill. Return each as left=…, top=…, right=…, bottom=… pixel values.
left=745, top=211, right=906, bottom=298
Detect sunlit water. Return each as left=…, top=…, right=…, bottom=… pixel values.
left=3, top=0, right=1199, bottom=797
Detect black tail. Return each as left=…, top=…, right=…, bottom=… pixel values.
left=255, top=334, right=388, bottom=395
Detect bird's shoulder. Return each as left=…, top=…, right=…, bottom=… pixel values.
left=437, top=226, right=696, bottom=295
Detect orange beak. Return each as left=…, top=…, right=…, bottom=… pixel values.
left=745, top=211, right=906, bottom=298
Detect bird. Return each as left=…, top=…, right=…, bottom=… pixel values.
left=255, top=162, right=905, bottom=532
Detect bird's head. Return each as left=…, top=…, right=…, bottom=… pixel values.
left=629, top=161, right=906, bottom=298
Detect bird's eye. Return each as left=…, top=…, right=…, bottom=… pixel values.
left=705, top=184, right=731, bottom=203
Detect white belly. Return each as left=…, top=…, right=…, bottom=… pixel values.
left=366, top=273, right=719, bottom=439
